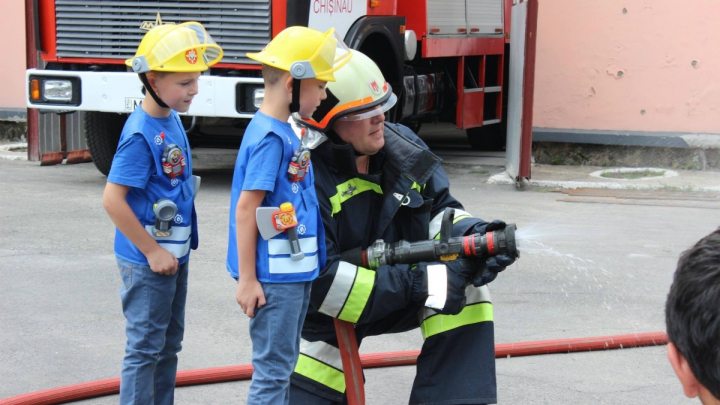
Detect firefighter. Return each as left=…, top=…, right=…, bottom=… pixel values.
left=289, top=50, right=516, bottom=404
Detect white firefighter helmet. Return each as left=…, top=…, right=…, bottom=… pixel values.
left=300, top=50, right=397, bottom=132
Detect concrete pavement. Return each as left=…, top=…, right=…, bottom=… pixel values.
left=3, top=156, right=717, bottom=404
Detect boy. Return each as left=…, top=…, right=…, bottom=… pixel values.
left=102, top=22, right=222, bottom=404
left=226, top=26, right=350, bottom=404
left=666, top=228, right=720, bottom=405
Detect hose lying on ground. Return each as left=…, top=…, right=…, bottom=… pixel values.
left=0, top=331, right=668, bottom=405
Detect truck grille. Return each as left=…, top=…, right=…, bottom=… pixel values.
left=55, top=0, right=271, bottom=65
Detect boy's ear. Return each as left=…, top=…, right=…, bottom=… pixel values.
left=146, top=74, right=159, bottom=93
left=667, top=342, right=701, bottom=398
left=283, top=74, right=294, bottom=94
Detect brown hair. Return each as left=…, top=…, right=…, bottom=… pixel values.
left=262, top=64, right=287, bottom=85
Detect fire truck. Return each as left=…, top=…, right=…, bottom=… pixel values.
left=26, top=0, right=512, bottom=175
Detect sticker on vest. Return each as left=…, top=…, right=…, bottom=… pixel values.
left=297, top=224, right=307, bottom=235
left=158, top=132, right=185, bottom=179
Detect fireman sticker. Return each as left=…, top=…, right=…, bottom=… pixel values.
left=162, top=143, right=186, bottom=179
left=185, top=48, right=198, bottom=65
left=287, top=146, right=311, bottom=182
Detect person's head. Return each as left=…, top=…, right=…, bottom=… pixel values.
left=247, top=26, right=352, bottom=119
left=300, top=50, right=397, bottom=156
left=666, top=228, right=720, bottom=404
left=126, top=22, right=223, bottom=113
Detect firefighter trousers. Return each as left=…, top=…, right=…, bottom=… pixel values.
left=290, top=300, right=497, bottom=405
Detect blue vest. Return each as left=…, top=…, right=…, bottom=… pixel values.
left=227, top=113, right=325, bottom=282
left=114, top=108, right=198, bottom=265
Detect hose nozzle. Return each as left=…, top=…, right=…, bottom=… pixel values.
left=478, top=223, right=519, bottom=260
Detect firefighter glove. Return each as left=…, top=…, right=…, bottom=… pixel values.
left=411, top=259, right=475, bottom=315
left=471, top=219, right=507, bottom=235
left=472, top=254, right=516, bottom=287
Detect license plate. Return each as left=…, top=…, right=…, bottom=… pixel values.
left=125, top=97, right=143, bottom=111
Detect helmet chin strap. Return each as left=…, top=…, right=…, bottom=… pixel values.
left=139, top=73, right=169, bottom=109
left=289, top=78, right=301, bottom=114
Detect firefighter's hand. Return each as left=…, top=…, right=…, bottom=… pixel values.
left=472, top=254, right=515, bottom=287
left=412, top=260, right=475, bottom=315
left=236, top=278, right=266, bottom=318
left=147, top=247, right=179, bottom=275
left=471, top=219, right=507, bottom=235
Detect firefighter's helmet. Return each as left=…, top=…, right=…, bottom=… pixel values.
left=247, top=26, right=351, bottom=82
left=301, top=50, right=397, bottom=132
left=126, top=22, right=223, bottom=73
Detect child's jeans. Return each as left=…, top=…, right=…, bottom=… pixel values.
left=117, top=257, right=189, bottom=405
left=248, top=281, right=312, bottom=405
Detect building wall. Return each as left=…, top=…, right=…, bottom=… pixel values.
left=0, top=1, right=28, bottom=111
left=533, top=0, right=720, bottom=134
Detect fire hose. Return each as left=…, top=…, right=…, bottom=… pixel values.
left=0, top=332, right=668, bottom=405
left=0, top=209, right=667, bottom=404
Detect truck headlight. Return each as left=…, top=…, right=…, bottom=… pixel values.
left=43, top=80, right=73, bottom=101
left=252, top=88, right=264, bottom=109
left=235, top=83, right=263, bottom=113
left=28, top=75, right=81, bottom=105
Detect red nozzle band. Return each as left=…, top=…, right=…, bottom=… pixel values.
left=486, top=232, right=495, bottom=255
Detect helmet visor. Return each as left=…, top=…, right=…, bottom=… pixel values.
left=134, top=22, right=223, bottom=72
left=338, top=92, right=398, bottom=121
left=184, top=23, right=223, bottom=66
left=291, top=29, right=352, bottom=81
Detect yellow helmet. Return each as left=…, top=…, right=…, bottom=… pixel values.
left=247, top=26, right=351, bottom=82
left=301, top=50, right=397, bottom=132
left=126, top=22, right=223, bottom=73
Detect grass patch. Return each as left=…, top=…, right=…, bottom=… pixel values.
left=468, top=169, right=490, bottom=175
left=600, top=169, right=666, bottom=179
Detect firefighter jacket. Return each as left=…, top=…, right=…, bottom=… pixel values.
left=114, top=109, right=198, bottom=265
left=292, top=122, right=497, bottom=403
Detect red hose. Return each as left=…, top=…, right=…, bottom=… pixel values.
left=0, top=331, right=667, bottom=405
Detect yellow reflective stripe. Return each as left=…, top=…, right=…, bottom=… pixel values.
left=295, top=354, right=346, bottom=393
left=337, top=266, right=375, bottom=323
left=329, top=178, right=383, bottom=216
left=420, top=302, right=493, bottom=339
left=411, top=182, right=422, bottom=193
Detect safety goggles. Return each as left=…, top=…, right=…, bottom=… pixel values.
left=338, top=92, right=398, bottom=121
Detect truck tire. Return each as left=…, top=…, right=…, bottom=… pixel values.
left=85, top=112, right=127, bottom=176
left=466, top=124, right=507, bottom=151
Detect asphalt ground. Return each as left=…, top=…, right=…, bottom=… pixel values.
left=1, top=139, right=718, bottom=404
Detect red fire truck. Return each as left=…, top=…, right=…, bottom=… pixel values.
left=27, top=0, right=512, bottom=175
